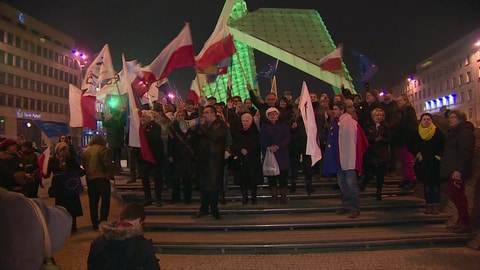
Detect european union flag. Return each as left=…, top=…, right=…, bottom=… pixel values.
left=254, top=60, right=278, bottom=83
left=352, top=50, right=378, bottom=86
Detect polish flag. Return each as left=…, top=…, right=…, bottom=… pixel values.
left=319, top=44, right=343, bottom=71
left=299, top=81, right=322, bottom=166
left=69, top=84, right=97, bottom=130
left=38, top=145, right=51, bottom=178
left=133, top=23, right=195, bottom=98
left=195, top=22, right=236, bottom=71
left=123, top=54, right=156, bottom=164
left=187, top=79, right=200, bottom=104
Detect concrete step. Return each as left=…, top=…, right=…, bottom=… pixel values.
left=145, top=223, right=473, bottom=254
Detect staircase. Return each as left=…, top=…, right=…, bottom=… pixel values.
left=113, top=175, right=474, bottom=254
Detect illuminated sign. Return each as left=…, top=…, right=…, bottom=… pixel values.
left=18, top=12, right=25, bottom=24
left=16, top=109, right=41, bottom=119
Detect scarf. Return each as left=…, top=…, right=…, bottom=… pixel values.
left=418, top=123, right=436, bottom=141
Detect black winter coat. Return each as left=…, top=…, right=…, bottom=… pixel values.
left=195, top=118, right=228, bottom=191
left=230, top=123, right=262, bottom=185
left=411, top=127, right=445, bottom=184
left=364, top=122, right=391, bottom=166
left=440, top=121, right=475, bottom=180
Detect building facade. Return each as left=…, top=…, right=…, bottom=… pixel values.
left=0, top=2, right=82, bottom=148
left=393, top=28, right=480, bottom=127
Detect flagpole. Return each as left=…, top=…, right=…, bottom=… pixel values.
left=234, top=53, right=249, bottom=86
left=194, top=70, right=204, bottom=97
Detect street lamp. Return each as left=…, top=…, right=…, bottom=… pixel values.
left=71, top=50, right=88, bottom=88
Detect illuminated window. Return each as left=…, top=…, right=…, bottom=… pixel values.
left=461, top=91, right=465, bottom=102
left=459, top=74, right=463, bottom=86
left=466, top=71, right=471, bottom=83
left=468, top=89, right=472, bottom=101
left=465, top=56, right=470, bottom=66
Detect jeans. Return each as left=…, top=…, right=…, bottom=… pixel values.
left=337, top=166, right=360, bottom=211
left=87, top=178, right=111, bottom=228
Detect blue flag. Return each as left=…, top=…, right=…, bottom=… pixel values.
left=352, top=50, right=378, bottom=86
left=254, top=60, right=277, bottom=83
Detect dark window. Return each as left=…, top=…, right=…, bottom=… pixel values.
left=36, top=100, right=42, bottom=111
left=23, top=78, right=28, bottom=89
left=6, top=32, right=13, bottom=45
left=54, top=68, right=58, bottom=79
left=42, top=64, right=47, bottom=76
left=0, top=93, right=5, bottom=105
left=48, top=84, right=53, bottom=95
left=22, top=58, right=28, bottom=70
left=42, top=47, right=47, bottom=58
left=36, top=45, right=42, bottom=56
left=6, top=74, right=13, bottom=86
left=29, top=42, right=35, bottom=53
left=31, top=29, right=40, bottom=36
left=42, top=83, right=47, bottom=94
left=48, top=102, right=53, bottom=112
left=36, top=81, right=42, bottom=92
left=36, top=63, right=41, bottom=74
left=15, top=36, right=21, bottom=48
left=59, top=70, right=64, bottom=81
left=22, top=39, right=28, bottom=51
left=15, top=55, right=21, bottom=68
left=30, top=98, right=35, bottom=110
left=7, top=53, right=13, bottom=65
left=53, top=103, right=58, bottom=113
left=23, top=97, right=28, bottom=108
left=15, top=76, right=21, bottom=88
left=48, top=49, right=53, bottom=60
left=30, top=61, right=35, bottom=72
left=0, top=71, right=4, bottom=84
left=42, top=101, right=47, bottom=111
left=7, top=95, right=13, bottom=107
left=48, top=67, right=53, bottom=77
left=29, top=79, right=35, bottom=91
left=54, top=86, right=58, bottom=96
left=0, top=29, right=4, bottom=43
left=0, top=50, right=4, bottom=64
left=16, top=96, right=22, bottom=108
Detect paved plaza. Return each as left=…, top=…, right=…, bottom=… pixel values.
left=39, top=177, right=480, bottom=270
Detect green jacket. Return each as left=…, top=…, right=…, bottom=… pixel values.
left=81, top=145, right=114, bottom=181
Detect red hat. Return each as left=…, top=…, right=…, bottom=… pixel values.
left=0, top=139, right=17, bottom=151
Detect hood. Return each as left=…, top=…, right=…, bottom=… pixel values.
left=99, top=221, right=143, bottom=240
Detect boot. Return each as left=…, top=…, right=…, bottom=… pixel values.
left=270, top=187, right=278, bottom=204
left=424, top=204, right=433, bottom=214
left=280, top=187, right=288, bottom=205
left=431, top=204, right=440, bottom=215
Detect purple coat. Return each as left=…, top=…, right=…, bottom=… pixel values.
left=260, top=121, right=291, bottom=170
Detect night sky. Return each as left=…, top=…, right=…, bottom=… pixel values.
left=5, top=0, right=480, bottom=98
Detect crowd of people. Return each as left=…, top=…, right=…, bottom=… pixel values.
left=0, top=84, right=475, bottom=234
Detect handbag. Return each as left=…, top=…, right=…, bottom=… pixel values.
left=227, top=154, right=244, bottom=171
left=263, top=150, right=280, bottom=176
left=27, top=199, right=62, bottom=270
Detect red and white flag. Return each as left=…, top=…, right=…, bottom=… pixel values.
left=299, top=81, right=322, bottom=166
left=319, top=44, right=343, bottom=71
left=123, top=54, right=156, bottom=164
left=187, top=79, right=201, bottom=104
left=69, top=84, right=97, bottom=130
left=145, top=23, right=195, bottom=79
left=82, top=44, right=115, bottom=96
left=38, top=145, right=51, bottom=178
left=195, top=22, right=236, bottom=71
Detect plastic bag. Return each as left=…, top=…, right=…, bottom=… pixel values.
left=263, top=150, right=280, bottom=176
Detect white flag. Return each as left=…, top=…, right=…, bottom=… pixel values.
left=82, top=44, right=115, bottom=96
left=299, top=81, right=322, bottom=166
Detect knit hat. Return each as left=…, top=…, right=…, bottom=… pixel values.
left=265, top=107, right=280, bottom=116
left=0, top=139, right=16, bottom=151
left=366, top=89, right=379, bottom=99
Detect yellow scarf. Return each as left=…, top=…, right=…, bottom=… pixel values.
left=418, top=123, right=436, bottom=141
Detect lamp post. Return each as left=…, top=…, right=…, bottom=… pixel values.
left=70, top=50, right=89, bottom=150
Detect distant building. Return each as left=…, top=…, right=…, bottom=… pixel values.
left=0, top=2, right=81, bottom=148
left=392, top=28, right=480, bottom=126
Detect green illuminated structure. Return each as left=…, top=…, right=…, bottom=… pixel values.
left=200, top=0, right=355, bottom=102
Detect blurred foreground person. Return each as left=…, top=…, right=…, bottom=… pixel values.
left=0, top=187, right=71, bottom=270
left=88, top=203, right=160, bottom=270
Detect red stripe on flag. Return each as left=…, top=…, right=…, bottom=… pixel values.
left=196, top=35, right=236, bottom=70
left=320, top=58, right=342, bottom=71
left=81, top=95, right=97, bottom=130
left=159, top=45, right=196, bottom=79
